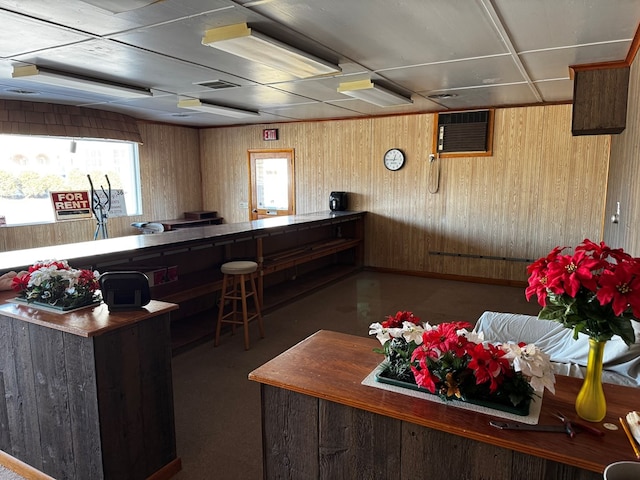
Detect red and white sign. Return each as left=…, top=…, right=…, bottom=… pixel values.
left=263, top=128, right=279, bottom=141
left=50, top=191, right=92, bottom=221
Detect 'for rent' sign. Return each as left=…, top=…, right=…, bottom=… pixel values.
left=50, top=191, right=93, bottom=221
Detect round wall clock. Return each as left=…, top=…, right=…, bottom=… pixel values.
left=383, top=148, right=405, bottom=171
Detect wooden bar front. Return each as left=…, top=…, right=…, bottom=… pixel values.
left=0, top=300, right=181, bottom=480
left=249, top=330, right=639, bottom=479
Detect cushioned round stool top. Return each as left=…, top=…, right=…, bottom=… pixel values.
left=221, top=261, right=258, bottom=275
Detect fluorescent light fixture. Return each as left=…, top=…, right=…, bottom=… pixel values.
left=202, top=23, right=341, bottom=79
left=337, top=79, right=413, bottom=107
left=12, top=65, right=152, bottom=99
left=177, top=99, right=260, bottom=118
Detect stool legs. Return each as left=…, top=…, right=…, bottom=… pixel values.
left=215, top=271, right=264, bottom=350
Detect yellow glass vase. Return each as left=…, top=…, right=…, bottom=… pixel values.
left=575, top=338, right=607, bottom=422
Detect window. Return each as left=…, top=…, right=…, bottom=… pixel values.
left=0, top=135, right=141, bottom=226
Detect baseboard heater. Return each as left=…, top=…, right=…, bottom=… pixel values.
left=429, top=251, right=533, bottom=263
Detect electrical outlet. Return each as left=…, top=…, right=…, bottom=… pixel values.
left=239, top=201, right=248, bottom=209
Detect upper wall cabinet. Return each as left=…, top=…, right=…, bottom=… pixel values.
left=571, top=66, right=630, bottom=136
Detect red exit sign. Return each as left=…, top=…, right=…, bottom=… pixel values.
left=263, top=128, right=279, bottom=141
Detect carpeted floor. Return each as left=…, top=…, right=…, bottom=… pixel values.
left=0, top=271, right=539, bottom=480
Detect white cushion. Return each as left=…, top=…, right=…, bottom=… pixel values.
left=221, top=261, right=258, bottom=275
left=473, top=311, right=640, bottom=387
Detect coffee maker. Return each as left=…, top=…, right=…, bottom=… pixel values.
left=329, top=191, right=348, bottom=211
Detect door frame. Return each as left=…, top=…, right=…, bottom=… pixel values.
left=248, top=148, right=295, bottom=221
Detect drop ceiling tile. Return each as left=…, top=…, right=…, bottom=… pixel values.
left=534, top=78, right=574, bottom=103
left=421, top=83, right=541, bottom=110
left=0, top=10, right=93, bottom=57
left=521, top=42, right=633, bottom=81
left=379, top=55, right=526, bottom=92
left=493, top=0, right=640, bottom=51
left=238, top=0, right=509, bottom=70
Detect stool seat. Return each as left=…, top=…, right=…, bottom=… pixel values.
left=215, top=260, right=264, bottom=350
left=221, top=261, right=258, bottom=275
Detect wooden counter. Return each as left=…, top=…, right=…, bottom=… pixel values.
left=0, top=300, right=181, bottom=480
left=0, top=211, right=364, bottom=273
left=249, top=330, right=639, bottom=479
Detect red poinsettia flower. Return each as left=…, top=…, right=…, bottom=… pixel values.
left=596, top=264, right=640, bottom=317
left=421, top=321, right=472, bottom=356
left=11, top=273, right=30, bottom=292
left=78, top=269, right=99, bottom=292
left=525, top=246, right=565, bottom=305
left=466, top=342, right=510, bottom=393
left=577, top=238, right=631, bottom=264
left=380, top=310, right=420, bottom=329
left=545, top=250, right=601, bottom=297
left=411, top=359, right=438, bottom=393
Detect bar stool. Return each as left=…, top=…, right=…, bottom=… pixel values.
left=214, top=260, right=264, bottom=350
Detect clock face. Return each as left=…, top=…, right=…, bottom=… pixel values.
left=384, top=148, right=405, bottom=171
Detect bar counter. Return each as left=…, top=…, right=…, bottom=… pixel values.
left=249, top=330, right=639, bottom=479
left=0, top=210, right=364, bottom=273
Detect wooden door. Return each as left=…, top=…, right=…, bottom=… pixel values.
left=248, top=149, right=295, bottom=220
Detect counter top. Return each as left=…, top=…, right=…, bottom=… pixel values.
left=0, top=299, right=178, bottom=337
left=248, top=330, right=640, bottom=473
left=0, top=211, right=365, bottom=272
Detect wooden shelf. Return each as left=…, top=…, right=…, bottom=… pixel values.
left=262, top=263, right=360, bottom=311
left=261, top=238, right=361, bottom=274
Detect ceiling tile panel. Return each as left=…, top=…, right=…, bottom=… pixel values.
left=239, top=0, right=510, bottom=70
left=0, top=0, right=638, bottom=126
left=494, top=0, right=640, bottom=52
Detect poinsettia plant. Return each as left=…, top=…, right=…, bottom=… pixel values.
left=369, top=311, right=555, bottom=408
left=526, top=239, right=640, bottom=345
left=11, top=260, right=101, bottom=309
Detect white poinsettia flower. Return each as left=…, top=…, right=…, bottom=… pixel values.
left=28, top=265, right=59, bottom=287
left=401, top=321, right=425, bottom=344
left=368, top=322, right=391, bottom=345
left=461, top=329, right=484, bottom=344
left=501, top=342, right=556, bottom=394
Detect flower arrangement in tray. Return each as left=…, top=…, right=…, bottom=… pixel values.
left=526, top=238, right=640, bottom=345
left=11, top=260, right=101, bottom=310
left=369, top=311, right=555, bottom=413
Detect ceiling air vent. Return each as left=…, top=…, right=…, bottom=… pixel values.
left=435, top=109, right=493, bottom=156
left=196, top=80, right=240, bottom=90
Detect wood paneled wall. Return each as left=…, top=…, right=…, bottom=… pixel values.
left=0, top=122, right=202, bottom=252
left=199, top=104, right=610, bottom=282
left=0, top=103, right=614, bottom=284
left=605, top=58, right=640, bottom=256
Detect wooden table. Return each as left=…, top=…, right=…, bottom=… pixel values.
left=0, top=300, right=181, bottom=480
left=249, top=330, right=639, bottom=479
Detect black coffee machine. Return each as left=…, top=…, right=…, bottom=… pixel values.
left=329, top=191, right=348, bottom=211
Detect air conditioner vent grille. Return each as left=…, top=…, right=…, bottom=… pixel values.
left=436, top=110, right=492, bottom=154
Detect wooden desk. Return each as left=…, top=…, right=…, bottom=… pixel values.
left=0, top=300, right=181, bottom=480
left=249, top=330, right=639, bottom=479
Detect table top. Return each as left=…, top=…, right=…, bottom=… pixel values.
left=0, top=299, right=178, bottom=337
left=248, top=330, right=640, bottom=473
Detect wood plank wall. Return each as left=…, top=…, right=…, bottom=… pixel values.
left=0, top=122, right=202, bottom=252
left=605, top=57, right=640, bottom=256
left=0, top=103, right=614, bottom=283
left=199, top=104, right=610, bottom=283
